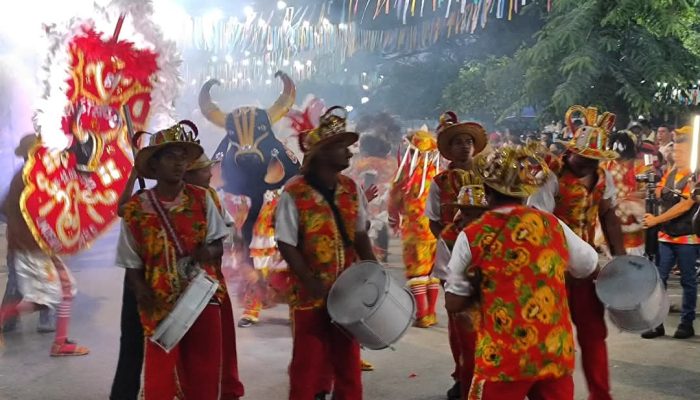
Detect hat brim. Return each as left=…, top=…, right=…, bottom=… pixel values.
left=566, top=145, right=619, bottom=161
left=482, top=180, right=537, bottom=198
left=437, top=123, right=487, bottom=161
left=301, top=131, right=359, bottom=171
left=187, top=158, right=221, bottom=172
left=135, top=142, right=204, bottom=179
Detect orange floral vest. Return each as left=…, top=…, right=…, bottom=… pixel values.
left=465, top=206, right=574, bottom=381
left=283, top=174, right=359, bottom=309
left=434, top=167, right=481, bottom=248
left=123, top=185, right=228, bottom=336
left=553, top=167, right=607, bottom=245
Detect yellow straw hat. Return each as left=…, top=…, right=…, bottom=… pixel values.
left=134, top=120, right=203, bottom=179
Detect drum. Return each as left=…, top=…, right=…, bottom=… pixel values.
left=595, top=255, right=669, bottom=333
left=327, top=261, right=416, bottom=350
left=151, top=270, right=220, bottom=352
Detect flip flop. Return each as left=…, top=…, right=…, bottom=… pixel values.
left=360, top=359, right=374, bottom=372
left=50, top=339, right=90, bottom=357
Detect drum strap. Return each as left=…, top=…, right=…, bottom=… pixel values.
left=146, top=189, right=187, bottom=258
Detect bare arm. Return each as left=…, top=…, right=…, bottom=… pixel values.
left=193, top=238, right=224, bottom=263
left=648, top=198, right=695, bottom=225
left=598, top=198, right=625, bottom=256
left=354, top=231, right=377, bottom=261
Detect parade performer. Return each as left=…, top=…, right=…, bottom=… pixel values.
left=425, top=112, right=487, bottom=399
left=445, top=145, right=599, bottom=400
left=528, top=105, right=625, bottom=400
left=641, top=125, right=698, bottom=340
left=389, top=127, right=440, bottom=328
left=117, top=121, right=240, bottom=400
left=604, top=131, right=650, bottom=255
left=275, top=106, right=377, bottom=400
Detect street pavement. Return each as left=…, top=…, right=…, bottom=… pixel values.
left=1, top=224, right=699, bottom=400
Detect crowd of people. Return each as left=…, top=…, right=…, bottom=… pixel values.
left=1, top=102, right=698, bottom=400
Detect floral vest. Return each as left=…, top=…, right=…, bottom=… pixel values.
left=465, top=206, right=574, bottom=381
left=283, top=174, right=359, bottom=309
left=122, top=185, right=228, bottom=336
left=553, top=167, right=607, bottom=245
left=433, top=167, right=481, bottom=249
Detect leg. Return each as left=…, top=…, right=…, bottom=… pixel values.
left=427, top=277, right=441, bottom=325
left=289, top=308, right=331, bottom=400
left=407, top=277, right=430, bottom=327
left=567, top=280, right=611, bottom=400
left=239, top=268, right=266, bottom=327
left=656, top=241, right=676, bottom=287
left=529, top=375, right=575, bottom=400
left=141, top=339, right=179, bottom=400
left=327, top=311, right=362, bottom=400
left=50, top=257, right=88, bottom=356
left=455, top=313, right=477, bottom=399
left=110, top=275, right=145, bottom=400
left=1, top=250, right=21, bottom=331
left=446, top=302, right=462, bottom=398
left=179, top=304, right=224, bottom=400
left=468, top=377, right=531, bottom=400
left=220, top=296, right=245, bottom=399
left=674, top=244, right=698, bottom=335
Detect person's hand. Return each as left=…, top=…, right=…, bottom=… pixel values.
left=363, top=184, right=379, bottom=203
left=643, top=213, right=659, bottom=228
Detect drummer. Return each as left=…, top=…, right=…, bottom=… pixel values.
left=116, top=122, right=235, bottom=400
left=275, top=106, right=377, bottom=400
left=425, top=111, right=487, bottom=399
left=445, top=145, right=599, bottom=399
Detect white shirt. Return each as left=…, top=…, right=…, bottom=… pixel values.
left=275, top=180, right=369, bottom=247
left=115, top=191, right=229, bottom=270
left=527, top=171, right=617, bottom=213
left=445, top=206, right=598, bottom=296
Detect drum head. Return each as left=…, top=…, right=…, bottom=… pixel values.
left=328, top=261, right=388, bottom=325
left=596, top=255, right=659, bottom=310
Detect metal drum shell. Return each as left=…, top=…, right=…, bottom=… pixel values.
left=595, top=255, right=669, bottom=333
left=327, top=261, right=416, bottom=350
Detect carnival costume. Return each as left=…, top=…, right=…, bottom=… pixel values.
left=528, top=106, right=619, bottom=400
left=445, top=145, right=598, bottom=400
left=389, top=127, right=439, bottom=328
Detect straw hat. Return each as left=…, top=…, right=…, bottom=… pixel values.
left=134, top=120, right=203, bottom=179
left=473, top=145, right=551, bottom=198
left=299, top=106, right=358, bottom=171
left=436, top=111, right=487, bottom=160
left=564, top=105, right=619, bottom=161
left=188, top=152, right=222, bottom=171
left=408, top=126, right=437, bottom=152
left=447, top=184, right=488, bottom=210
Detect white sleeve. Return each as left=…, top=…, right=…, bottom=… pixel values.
left=115, top=221, right=143, bottom=270
left=356, top=181, right=368, bottom=232
left=558, top=219, right=598, bottom=278
left=425, top=182, right=441, bottom=221
left=527, top=173, right=558, bottom=213
left=602, top=170, right=617, bottom=206
left=205, top=193, right=229, bottom=243
left=444, top=231, right=474, bottom=296
left=274, top=191, right=300, bottom=247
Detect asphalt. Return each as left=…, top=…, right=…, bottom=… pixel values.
left=1, top=224, right=699, bottom=400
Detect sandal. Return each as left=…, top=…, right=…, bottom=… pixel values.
left=50, top=339, right=90, bottom=357
left=360, top=359, right=374, bottom=372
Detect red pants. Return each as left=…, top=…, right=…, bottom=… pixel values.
left=289, top=308, right=362, bottom=400
left=141, top=305, right=223, bottom=400
left=567, top=280, right=611, bottom=400
left=453, top=314, right=477, bottom=399
left=469, top=375, right=574, bottom=400
left=221, top=296, right=245, bottom=399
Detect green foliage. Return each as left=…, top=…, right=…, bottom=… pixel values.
left=443, top=0, right=700, bottom=126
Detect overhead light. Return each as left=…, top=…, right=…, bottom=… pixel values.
left=306, top=60, right=312, bottom=67
left=362, top=84, right=369, bottom=91
left=302, top=20, right=310, bottom=28
left=265, top=79, right=273, bottom=85
left=277, top=1, right=287, bottom=10
left=345, top=105, right=354, bottom=112
left=339, top=23, right=348, bottom=30
left=361, top=97, right=370, bottom=104
left=258, top=18, right=267, bottom=28
left=282, top=59, right=290, bottom=67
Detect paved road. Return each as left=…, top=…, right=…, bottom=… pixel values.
left=1, top=226, right=699, bottom=399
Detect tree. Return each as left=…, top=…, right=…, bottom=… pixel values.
left=444, top=0, right=700, bottom=126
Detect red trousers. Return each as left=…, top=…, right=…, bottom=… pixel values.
left=567, top=280, right=611, bottom=400
left=141, top=305, right=223, bottom=400
left=452, top=314, right=477, bottom=399
left=469, top=375, right=574, bottom=400
left=289, top=308, right=362, bottom=400
left=221, top=296, right=245, bottom=399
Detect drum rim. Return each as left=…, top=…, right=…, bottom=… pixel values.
left=596, top=255, right=660, bottom=309
left=327, top=262, right=390, bottom=324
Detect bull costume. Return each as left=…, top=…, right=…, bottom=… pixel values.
left=528, top=105, right=625, bottom=400
left=425, top=112, right=487, bottom=399
left=389, top=128, right=440, bottom=328
left=445, top=145, right=598, bottom=400
left=275, top=106, right=377, bottom=400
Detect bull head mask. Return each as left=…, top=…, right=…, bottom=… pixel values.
left=198, top=71, right=296, bottom=164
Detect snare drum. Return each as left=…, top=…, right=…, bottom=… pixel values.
left=150, top=270, right=220, bottom=352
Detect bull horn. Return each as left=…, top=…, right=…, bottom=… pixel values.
left=267, top=71, right=296, bottom=124
left=198, top=79, right=227, bottom=128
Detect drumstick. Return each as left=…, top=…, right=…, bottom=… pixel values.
left=123, top=105, right=146, bottom=190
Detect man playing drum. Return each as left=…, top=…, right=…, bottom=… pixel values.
left=445, top=145, right=599, bottom=400
left=528, top=106, right=625, bottom=400
left=425, top=111, right=487, bottom=399
left=275, top=106, right=377, bottom=400
left=116, top=122, right=236, bottom=400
